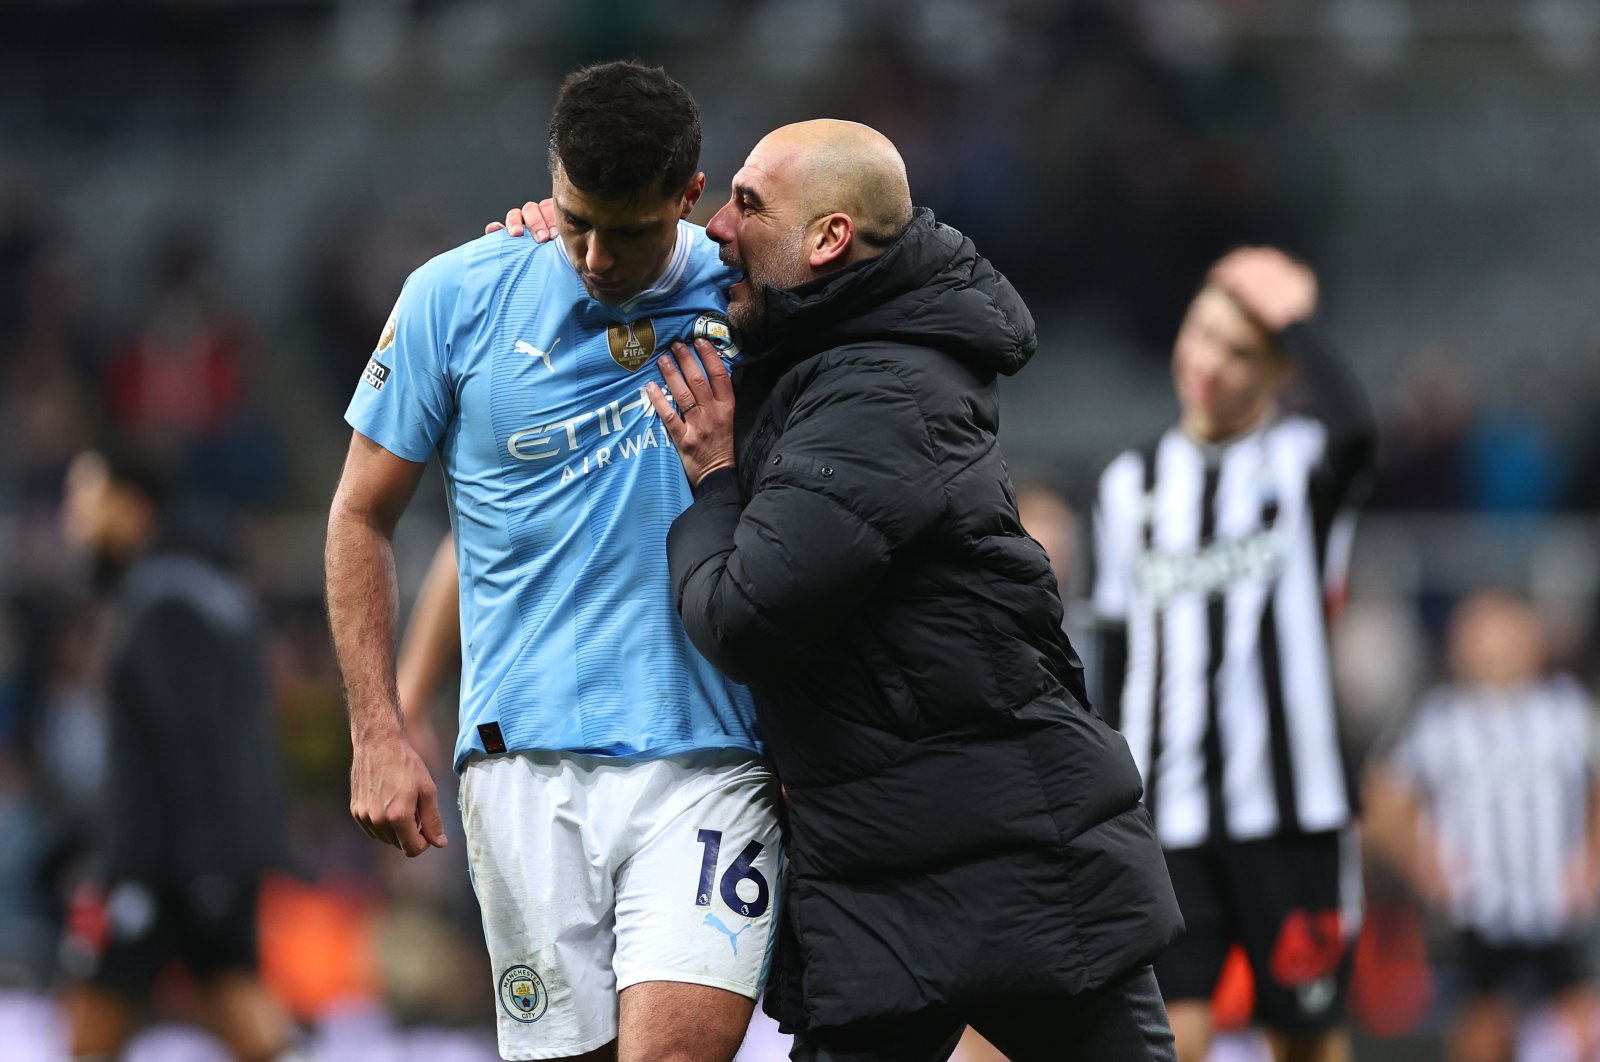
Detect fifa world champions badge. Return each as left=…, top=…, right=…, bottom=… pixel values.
left=499, top=964, right=549, bottom=1023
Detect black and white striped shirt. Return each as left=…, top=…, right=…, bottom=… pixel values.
left=1392, top=676, right=1598, bottom=945
left=1093, top=325, right=1374, bottom=850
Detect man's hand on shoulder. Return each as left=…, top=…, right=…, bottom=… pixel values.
left=1209, top=245, right=1317, bottom=332
left=485, top=198, right=559, bottom=241
left=350, top=728, right=448, bottom=858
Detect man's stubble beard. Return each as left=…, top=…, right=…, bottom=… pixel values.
left=728, top=230, right=810, bottom=336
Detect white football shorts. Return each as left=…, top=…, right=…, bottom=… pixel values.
left=459, top=748, right=783, bottom=1060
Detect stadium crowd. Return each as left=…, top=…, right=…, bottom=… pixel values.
left=3, top=1, right=1600, bottom=1059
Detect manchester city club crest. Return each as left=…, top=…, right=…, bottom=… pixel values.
left=691, top=310, right=742, bottom=365
left=498, top=964, right=549, bottom=1024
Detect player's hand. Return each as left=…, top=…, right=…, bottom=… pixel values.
left=1209, top=246, right=1317, bottom=332
left=350, top=731, right=448, bottom=857
left=647, top=339, right=736, bottom=486
left=485, top=198, right=558, bottom=241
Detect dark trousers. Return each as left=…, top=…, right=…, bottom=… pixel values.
left=789, top=965, right=1177, bottom=1062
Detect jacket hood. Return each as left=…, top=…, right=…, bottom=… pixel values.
left=751, top=208, right=1038, bottom=377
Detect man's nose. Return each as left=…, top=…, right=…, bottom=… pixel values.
left=706, top=203, right=734, bottom=245
left=585, top=235, right=615, bottom=275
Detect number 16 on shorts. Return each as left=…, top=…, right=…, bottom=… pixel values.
left=695, top=829, right=770, bottom=918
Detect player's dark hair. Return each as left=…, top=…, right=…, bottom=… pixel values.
left=548, top=60, right=701, bottom=202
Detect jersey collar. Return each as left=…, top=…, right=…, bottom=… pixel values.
left=1176, top=402, right=1282, bottom=460
left=554, top=221, right=693, bottom=315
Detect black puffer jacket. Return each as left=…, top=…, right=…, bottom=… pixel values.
left=667, top=210, right=1181, bottom=1030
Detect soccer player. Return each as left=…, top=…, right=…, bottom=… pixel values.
left=324, top=61, right=777, bottom=1062
left=1092, top=247, right=1376, bottom=1062
left=1366, top=592, right=1600, bottom=1062
left=58, top=447, right=301, bottom=1062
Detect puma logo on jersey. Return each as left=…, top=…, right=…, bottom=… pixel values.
left=703, top=913, right=751, bottom=956
left=515, top=338, right=560, bottom=372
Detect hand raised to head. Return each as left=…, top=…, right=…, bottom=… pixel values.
left=1209, top=246, right=1317, bottom=333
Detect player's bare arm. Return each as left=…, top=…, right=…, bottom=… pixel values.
left=326, top=431, right=448, bottom=857
left=394, top=534, right=460, bottom=768
left=1576, top=755, right=1600, bottom=915
left=1362, top=762, right=1448, bottom=906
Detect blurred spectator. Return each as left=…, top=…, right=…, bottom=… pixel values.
left=0, top=231, right=96, bottom=505
left=1016, top=483, right=1080, bottom=594
left=0, top=172, right=49, bottom=346
left=300, top=210, right=450, bottom=418
left=1458, top=401, right=1565, bottom=515
left=1016, top=483, right=1098, bottom=680
left=1367, top=347, right=1474, bottom=512
left=54, top=446, right=303, bottom=1062
left=0, top=749, right=55, bottom=989
left=1562, top=344, right=1600, bottom=513
left=1044, top=8, right=1308, bottom=347
left=101, top=237, right=245, bottom=447
left=0, top=4, right=1598, bottom=1058
left=100, top=235, right=286, bottom=511
left=1365, top=591, right=1600, bottom=1062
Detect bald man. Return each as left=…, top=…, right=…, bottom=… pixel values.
left=637, top=120, right=1183, bottom=1060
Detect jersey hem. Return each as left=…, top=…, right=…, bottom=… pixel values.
left=454, top=738, right=763, bottom=774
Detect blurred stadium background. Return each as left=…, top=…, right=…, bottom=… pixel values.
left=2, top=0, right=1599, bottom=1059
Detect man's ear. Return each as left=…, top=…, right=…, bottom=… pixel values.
left=809, top=213, right=853, bottom=269
left=680, top=172, right=707, bottom=218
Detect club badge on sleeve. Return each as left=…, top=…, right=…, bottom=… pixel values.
left=692, top=310, right=742, bottom=366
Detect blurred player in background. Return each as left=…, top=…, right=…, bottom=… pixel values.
left=324, top=60, right=776, bottom=1062
left=1365, top=591, right=1600, bottom=1062
left=58, top=447, right=299, bottom=1062
left=1092, top=247, right=1376, bottom=1062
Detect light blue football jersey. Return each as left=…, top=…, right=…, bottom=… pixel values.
left=346, top=222, right=758, bottom=771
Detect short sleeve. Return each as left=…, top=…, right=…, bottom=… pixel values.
left=344, top=249, right=465, bottom=463
left=1092, top=452, right=1141, bottom=623
left=1548, top=673, right=1600, bottom=767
